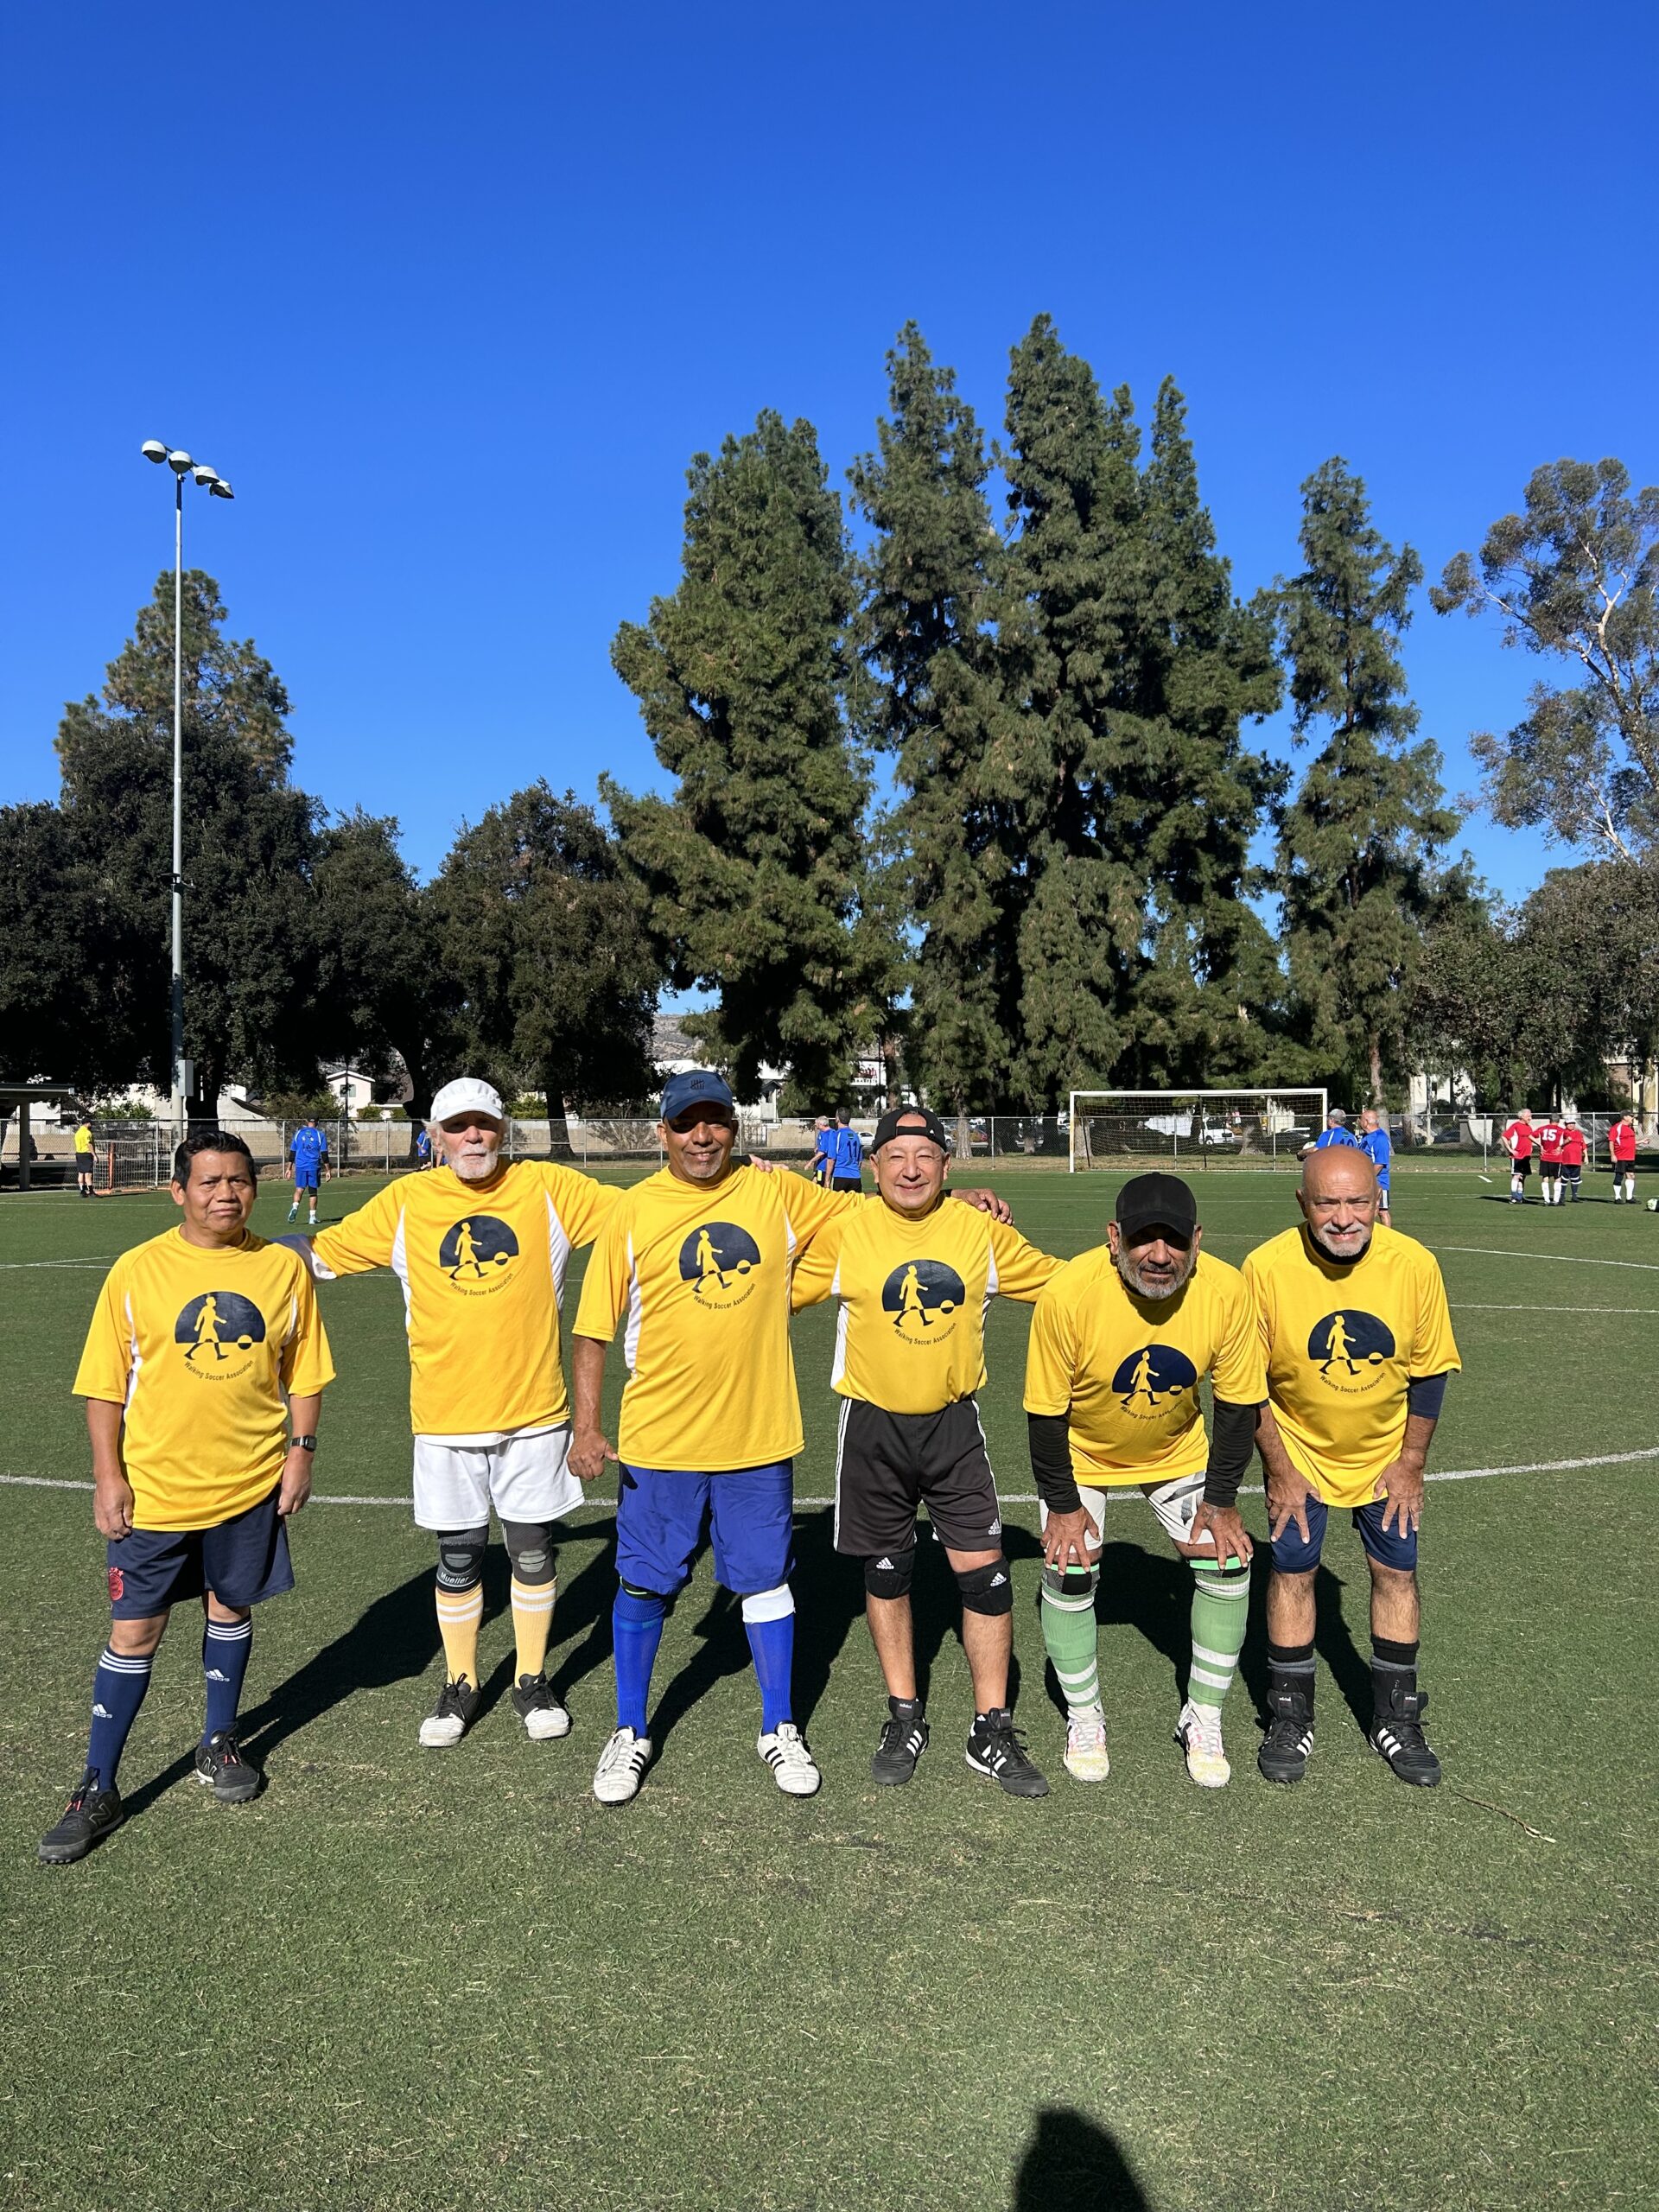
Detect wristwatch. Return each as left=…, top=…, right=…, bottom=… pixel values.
left=290, top=1434, right=317, bottom=1452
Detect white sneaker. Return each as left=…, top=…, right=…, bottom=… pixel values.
left=1176, top=1698, right=1231, bottom=1788
left=593, top=1726, right=652, bottom=1804
left=757, top=1721, right=821, bottom=1796
left=1063, top=1712, right=1110, bottom=1783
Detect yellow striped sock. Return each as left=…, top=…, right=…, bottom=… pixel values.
left=511, top=1576, right=556, bottom=1681
left=435, top=1583, right=482, bottom=1688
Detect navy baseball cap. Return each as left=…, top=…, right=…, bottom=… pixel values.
left=660, top=1069, right=735, bottom=1122
left=1115, top=1172, right=1198, bottom=1243
left=872, top=1106, right=950, bottom=1154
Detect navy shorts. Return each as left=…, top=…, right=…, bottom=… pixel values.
left=1270, top=1493, right=1417, bottom=1576
left=106, top=1487, right=295, bottom=1618
left=614, top=1461, right=794, bottom=1598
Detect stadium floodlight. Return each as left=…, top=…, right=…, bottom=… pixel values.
left=140, top=439, right=235, bottom=1124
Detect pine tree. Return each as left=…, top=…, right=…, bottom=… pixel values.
left=1264, top=460, right=1465, bottom=1103
left=607, top=412, right=878, bottom=1104
left=848, top=325, right=1017, bottom=1113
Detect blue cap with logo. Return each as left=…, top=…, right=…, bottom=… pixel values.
left=660, top=1069, right=735, bottom=1122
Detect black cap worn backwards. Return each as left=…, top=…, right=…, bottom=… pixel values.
left=1114, top=1171, right=1198, bottom=1243
left=871, top=1105, right=950, bottom=1155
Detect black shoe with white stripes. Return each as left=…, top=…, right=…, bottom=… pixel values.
left=965, top=1709, right=1049, bottom=1798
left=1369, top=1673, right=1441, bottom=1787
left=1258, top=1684, right=1314, bottom=1784
left=871, top=1700, right=928, bottom=1786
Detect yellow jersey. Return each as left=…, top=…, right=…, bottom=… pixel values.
left=1023, top=1245, right=1265, bottom=1488
left=1242, top=1224, right=1461, bottom=1506
left=574, top=1164, right=850, bottom=1469
left=73, top=1227, right=334, bottom=1531
left=73, top=1124, right=93, bottom=1154
left=791, top=1197, right=1060, bottom=1414
left=308, top=1161, right=619, bottom=1438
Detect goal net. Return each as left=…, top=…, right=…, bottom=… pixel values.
left=1067, top=1089, right=1329, bottom=1172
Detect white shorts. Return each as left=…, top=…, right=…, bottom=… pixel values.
left=411, top=1425, right=581, bottom=1531
left=1039, top=1472, right=1205, bottom=1558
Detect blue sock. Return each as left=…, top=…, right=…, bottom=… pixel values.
left=201, top=1617, right=253, bottom=1741
left=743, top=1607, right=795, bottom=1734
left=86, top=1647, right=154, bottom=1791
left=613, top=1586, right=666, bottom=1735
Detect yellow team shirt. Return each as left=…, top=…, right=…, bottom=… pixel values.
left=1242, top=1224, right=1461, bottom=1507
left=73, top=1228, right=334, bottom=1531
left=73, top=1124, right=93, bottom=1154
left=574, top=1165, right=851, bottom=1470
left=791, top=1197, right=1060, bottom=1414
left=309, top=1161, right=619, bottom=1438
left=1023, top=1246, right=1266, bottom=1487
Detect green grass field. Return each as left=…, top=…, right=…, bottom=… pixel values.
left=3, top=1164, right=1656, bottom=2212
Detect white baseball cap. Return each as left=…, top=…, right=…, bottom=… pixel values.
left=429, top=1077, right=506, bottom=1125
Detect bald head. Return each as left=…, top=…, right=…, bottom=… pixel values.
left=1299, top=1143, right=1380, bottom=1262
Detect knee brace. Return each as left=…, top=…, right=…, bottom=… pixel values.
left=620, top=1580, right=668, bottom=1605
left=500, top=1517, right=556, bottom=1586
left=863, top=1547, right=916, bottom=1601
left=435, top=1526, right=487, bottom=1593
left=956, top=1559, right=1014, bottom=1616
left=1041, top=1561, right=1099, bottom=1607
left=741, top=1584, right=794, bottom=1624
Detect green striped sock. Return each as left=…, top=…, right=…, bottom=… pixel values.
left=1187, top=1557, right=1249, bottom=1710
left=1040, top=1579, right=1102, bottom=1719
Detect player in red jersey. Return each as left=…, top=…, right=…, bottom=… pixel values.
left=1609, top=1112, right=1637, bottom=1203
left=1555, top=1111, right=1587, bottom=1203
left=1500, top=1109, right=1535, bottom=1205
left=1535, top=1114, right=1566, bottom=1205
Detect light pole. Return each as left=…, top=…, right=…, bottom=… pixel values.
left=141, top=440, right=233, bottom=1126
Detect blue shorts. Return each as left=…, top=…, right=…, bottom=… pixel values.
left=106, top=1487, right=295, bottom=1618
left=1270, top=1494, right=1417, bottom=1576
left=614, top=1462, right=794, bottom=1599
left=292, top=1167, right=321, bottom=1191
left=1375, top=1170, right=1390, bottom=1193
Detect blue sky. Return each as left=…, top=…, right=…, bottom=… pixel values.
left=3, top=2, right=1655, bottom=912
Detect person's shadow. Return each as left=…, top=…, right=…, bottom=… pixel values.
left=1012, top=2107, right=1153, bottom=2210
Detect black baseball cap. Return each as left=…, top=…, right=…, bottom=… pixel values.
left=660, top=1069, right=735, bottom=1122
left=1115, top=1171, right=1198, bottom=1243
left=871, top=1105, right=950, bottom=1155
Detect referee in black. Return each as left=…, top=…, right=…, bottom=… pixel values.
left=791, top=1108, right=1059, bottom=1794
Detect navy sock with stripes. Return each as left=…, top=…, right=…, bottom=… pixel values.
left=86, top=1646, right=154, bottom=1791
left=202, top=1617, right=254, bottom=1741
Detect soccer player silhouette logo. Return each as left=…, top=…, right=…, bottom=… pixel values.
left=881, top=1258, right=965, bottom=1339
left=1110, top=1343, right=1198, bottom=1414
left=438, top=1215, right=518, bottom=1283
left=1308, top=1309, right=1395, bottom=1388
left=175, top=1291, right=265, bottom=1366
left=679, top=1223, right=762, bottom=1307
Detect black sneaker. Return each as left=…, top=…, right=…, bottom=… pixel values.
left=1258, top=1685, right=1315, bottom=1784
left=1370, top=1678, right=1441, bottom=1787
left=194, top=1729, right=262, bottom=1803
left=510, top=1671, right=571, bottom=1741
left=418, top=1676, right=480, bottom=1749
left=871, top=1700, right=928, bottom=1786
left=965, top=1709, right=1050, bottom=1798
left=38, top=1770, right=124, bottom=1865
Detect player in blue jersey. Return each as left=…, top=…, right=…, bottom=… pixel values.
left=286, top=1116, right=330, bottom=1226
left=809, top=1116, right=836, bottom=1186
left=1303, top=1108, right=1361, bottom=1156
left=1358, top=1107, right=1394, bottom=1225
left=829, top=1109, right=864, bottom=1192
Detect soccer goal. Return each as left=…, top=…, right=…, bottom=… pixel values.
left=1067, top=1089, right=1329, bottom=1172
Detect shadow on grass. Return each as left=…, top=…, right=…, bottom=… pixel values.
left=1012, top=2107, right=1152, bottom=2210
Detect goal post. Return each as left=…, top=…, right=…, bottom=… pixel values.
left=1067, top=1088, right=1330, bottom=1172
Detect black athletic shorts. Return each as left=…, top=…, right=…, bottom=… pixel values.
left=831, top=1175, right=862, bottom=1192
left=1539, top=1156, right=1560, bottom=1176
left=1561, top=1160, right=1582, bottom=1182
left=1513, top=1154, right=1532, bottom=1178
left=833, top=1396, right=1001, bottom=1557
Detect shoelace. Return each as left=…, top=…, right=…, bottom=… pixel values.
left=1186, top=1706, right=1224, bottom=1758
left=769, top=1728, right=815, bottom=1769
left=208, top=1734, right=244, bottom=1769
left=601, top=1732, right=644, bottom=1772
left=983, top=1722, right=1032, bottom=1767
left=877, top=1719, right=918, bottom=1758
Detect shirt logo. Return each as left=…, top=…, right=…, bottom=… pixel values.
left=680, top=1223, right=762, bottom=1309
left=1308, top=1310, right=1395, bottom=1395
left=1111, top=1344, right=1198, bottom=1416
left=175, top=1291, right=265, bottom=1382
left=438, top=1215, right=519, bottom=1296
left=881, top=1259, right=964, bottom=1344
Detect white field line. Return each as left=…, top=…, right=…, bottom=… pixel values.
left=1433, top=1243, right=1659, bottom=1273
left=5, top=1444, right=1658, bottom=1511
left=1452, top=1303, right=1659, bottom=1315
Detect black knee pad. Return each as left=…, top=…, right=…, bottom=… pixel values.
left=956, top=1559, right=1014, bottom=1616
left=863, top=1547, right=916, bottom=1601
left=620, top=1580, right=669, bottom=1605
left=435, top=1526, right=487, bottom=1592
left=500, top=1517, right=556, bottom=1586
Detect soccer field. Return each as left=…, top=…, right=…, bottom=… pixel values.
left=3, top=1166, right=1656, bottom=2212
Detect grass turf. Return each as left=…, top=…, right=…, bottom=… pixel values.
left=1, top=1164, right=1656, bottom=2212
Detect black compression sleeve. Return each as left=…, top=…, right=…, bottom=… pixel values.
left=1406, top=1371, right=1449, bottom=1421
left=1027, top=1412, right=1083, bottom=1515
left=1203, top=1396, right=1262, bottom=1510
